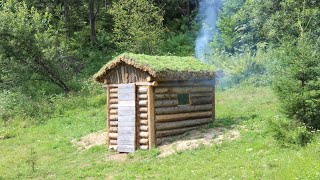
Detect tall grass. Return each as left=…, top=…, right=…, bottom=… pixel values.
left=0, top=79, right=105, bottom=139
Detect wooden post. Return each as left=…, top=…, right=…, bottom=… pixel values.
left=105, top=85, right=110, bottom=147
left=147, top=85, right=155, bottom=148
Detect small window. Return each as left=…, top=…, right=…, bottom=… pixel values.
left=178, top=93, right=190, bottom=105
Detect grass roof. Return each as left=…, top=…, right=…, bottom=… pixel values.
left=94, top=53, right=215, bottom=82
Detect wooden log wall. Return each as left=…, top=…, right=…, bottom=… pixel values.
left=136, top=86, right=149, bottom=150
left=108, top=86, right=118, bottom=150
left=105, top=63, right=150, bottom=84
left=154, top=83, right=214, bottom=145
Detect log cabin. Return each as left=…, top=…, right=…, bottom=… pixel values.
left=94, top=53, right=215, bottom=153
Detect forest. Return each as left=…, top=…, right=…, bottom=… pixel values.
left=1, top=0, right=320, bottom=178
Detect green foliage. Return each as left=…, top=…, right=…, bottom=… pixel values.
left=94, top=53, right=215, bottom=81
left=26, top=148, right=37, bottom=173
left=0, top=0, right=82, bottom=93
left=207, top=49, right=271, bottom=89
left=109, top=0, right=165, bottom=54
left=160, top=31, right=195, bottom=56
left=273, top=37, right=320, bottom=130
left=2, top=86, right=320, bottom=179
left=0, top=78, right=104, bottom=126
left=215, top=0, right=320, bottom=53
left=268, top=116, right=313, bottom=147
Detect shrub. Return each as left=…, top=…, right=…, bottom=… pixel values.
left=273, top=37, right=320, bottom=130
left=268, top=116, right=313, bottom=147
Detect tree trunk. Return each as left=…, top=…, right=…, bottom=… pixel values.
left=64, top=0, right=71, bottom=38
left=186, top=0, right=191, bottom=16
left=35, top=58, right=70, bottom=92
left=89, top=0, right=96, bottom=42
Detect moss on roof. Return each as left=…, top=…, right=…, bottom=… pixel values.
left=94, top=53, right=215, bottom=82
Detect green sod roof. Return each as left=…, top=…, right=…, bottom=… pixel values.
left=94, top=53, right=215, bottom=82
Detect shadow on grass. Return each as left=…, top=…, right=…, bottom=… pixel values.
left=209, top=114, right=258, bottom=129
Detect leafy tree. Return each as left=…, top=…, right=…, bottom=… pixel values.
left=109, top=0, right=165, bottom=54
left=215, top=0, right=320, bottom=54
left=0, top=0, right=82, bottom=93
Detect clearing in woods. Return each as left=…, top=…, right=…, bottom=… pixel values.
left=73, top=125, right=240, bottom=159
left=1, top=87, right=320, bottom=179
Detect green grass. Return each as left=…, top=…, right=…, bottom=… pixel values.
left=94, top=53, right=215, bottom=81
left=1, top=86, right=320, bottom=179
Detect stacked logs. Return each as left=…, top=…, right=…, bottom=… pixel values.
left=109, top=86, right=118, bottom=150
left=137, top=86, right=149, bottom=150
left=155, top=86, right=214, bottom=145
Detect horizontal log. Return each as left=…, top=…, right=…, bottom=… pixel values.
left=110, top=121, right=118, bottom=126
left=110, top=104, right=118, bottom=109
left=139, top=113, right=148, bottom=119
left=110, top=88, right=118, bottom=93
left=109, top=127, right=118, bottom=132
left=190, top=92, right=212, bottom=98
left=156, top=118, right=212, bottom=131
left=138, top=87, right=148, bottom=93
left=110, top=139, right=117, bottom=145
left=140, top=145, right=149, bottom=150
left=139, top=107, right=148, bottom=113
left=109, top=133, right=118, bottom=139
left=110, top=93, right=117, bottom=98
left=138, top=94, right=148, bottom=99
left=139, top=138, right=149, bottom=144
left=110, top=109, right=117, bottom=115
left=156, top=111, right=212, bottom=122
left=139, top=132, right=149, bottom=138
left=140, top=120, right=148, bottom=125
left=109, top=145, right=117, bottom=150
left=110, top=115, right=118, bottom=121
left=140, top=125, right=148, bottom=131
left=156, top=126, right=200, bottom=138
left=155, top=100, right=178, bottom=108
left=155, top=94, right=177, bottom=100
left=155, top=86, right=213, bottom=94
left=139, top=100, right=148, bottom=106
left=157, top=80, right=214, bottom=87
left=191, top=97, right=212, bottom=105
left=155, top=104, right=212, bottom=115
left=110, top=99, right=118, bottom=104
left=136, top=81, right=158, bottom=86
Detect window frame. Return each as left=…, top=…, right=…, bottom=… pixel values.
left=177, top=93, right=191, bottom=106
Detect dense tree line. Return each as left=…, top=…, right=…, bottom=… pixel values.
left=1, top=0, right=320, bottom=129
left=0, top=0, right=200, bottom=93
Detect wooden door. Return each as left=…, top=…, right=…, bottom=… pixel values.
left=117, top=83, right=136, bottom=152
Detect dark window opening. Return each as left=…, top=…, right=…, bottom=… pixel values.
left=178, top=93, right=190, bottom=105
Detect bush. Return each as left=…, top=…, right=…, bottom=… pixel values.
left=273, top=37, right=320, bottom=130
left=0, top=78, right=104, bottom=126
left=268, top=116, right=313, bottom=147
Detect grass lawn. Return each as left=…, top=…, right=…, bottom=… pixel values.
left=1, top=86, right=320, bottom=179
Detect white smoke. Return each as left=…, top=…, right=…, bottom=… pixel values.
left=195, top=0, right=222, bottom=61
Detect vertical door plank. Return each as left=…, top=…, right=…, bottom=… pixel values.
left=118, top=84, right=136, bottom=153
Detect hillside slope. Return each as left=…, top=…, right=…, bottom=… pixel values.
left=1, top=87, right=319, bottom=179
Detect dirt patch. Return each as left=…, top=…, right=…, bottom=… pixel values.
left=73, top=126, right=240, bottom=159
left=157, top=127, right=240, bottom=158
left=72, top=130, right=106, bottom=150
